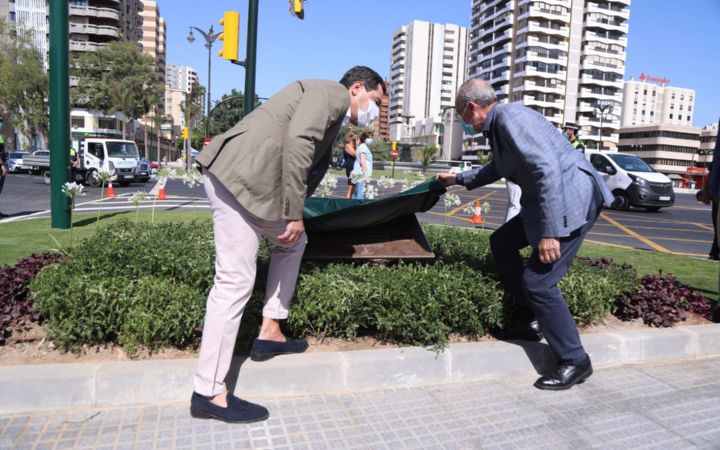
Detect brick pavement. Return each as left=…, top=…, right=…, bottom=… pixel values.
left=2, top=357, right=719, bottom=450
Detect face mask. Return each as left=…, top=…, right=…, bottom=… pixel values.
left=562, top=132, right=570, bottom=139
left=365, top=138, right=373, bottom=145
left=356, top=91, right=379, bottom=128
left=461, top=119, right=476, bottom=136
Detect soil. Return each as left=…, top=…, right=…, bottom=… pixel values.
left=0, top=315, right=712, bottom=366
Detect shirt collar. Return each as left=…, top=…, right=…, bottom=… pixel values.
left=481, top=105, right=496, bottom=137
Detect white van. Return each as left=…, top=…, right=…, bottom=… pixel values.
left=585, top=150, right=674, bottom=211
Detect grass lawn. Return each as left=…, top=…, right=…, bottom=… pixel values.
left=1, top=210, right=716, bottom=302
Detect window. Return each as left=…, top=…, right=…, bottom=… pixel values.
left=87, top=143, right=104, bottom=158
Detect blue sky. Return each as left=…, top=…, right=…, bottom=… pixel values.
left=164, top=0, right=720, bottom=128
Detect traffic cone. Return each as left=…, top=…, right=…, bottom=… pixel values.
left=105, top=181, right=115, bottom=199
left=157, top=186, right=167, bottom=200
left=468, top=201, right=484, bottom=225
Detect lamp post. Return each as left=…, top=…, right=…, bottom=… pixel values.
left=187, top=25, right=218, bottom=139
left=595, top=103, right=613, bottom=151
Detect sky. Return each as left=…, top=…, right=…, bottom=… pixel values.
left=163, top=0, right=720, bottom=128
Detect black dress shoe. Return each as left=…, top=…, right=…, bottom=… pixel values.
left=190, top=392, right=269, bottom=423
left=250, top=337, right=309, bottom=362
left=491, top=320, right=543, bottom=342
left=534, top=354, right=593, bottom=391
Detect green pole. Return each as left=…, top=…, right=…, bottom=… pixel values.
left=49, top=0, right=71, bottom=229
left=243, top=0, right=258, bottom=117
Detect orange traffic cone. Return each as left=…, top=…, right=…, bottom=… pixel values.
left=468, top=201, right=484, bottom=225
left=157, top=186, right=167, bottom=200
left=105, top=181, right=115, bottom=199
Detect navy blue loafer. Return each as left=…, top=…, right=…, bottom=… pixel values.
left=190, top=392, right=269, bottom=423
left=250, top=337, right=309, bottom=361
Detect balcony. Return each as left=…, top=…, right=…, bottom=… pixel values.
left=69, top=5, right=121, bottom=22
left=586, top=2, right=630, bottom=20
left=69, top=40, right=105, bottom=52
left=519, top=21, right=570, bottom=39
left=523, top=95, right=564, bottom=110
left=520, top=80, right=565, bottom=96
left=580, top=58, right=624, bottom=75
left=579, top=73, right=623, bottom=89
left=584, top=31, right=627, bottom=47
left=585, top=17, right=629, bottom=34
left=69, top=23, right=119, bottom=38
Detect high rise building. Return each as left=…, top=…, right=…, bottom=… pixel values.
left=468, top=0, right=630, bottom=150
left=11, top=0, right=49, bottom=69
left=140, top=1, right=166, bottom=113
left=388, top=20, right=469, bottom=151
left=165, top=64, right=199, bottom=130
left=620, top=76, right=695, bottom=127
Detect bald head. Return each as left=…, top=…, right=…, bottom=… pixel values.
left=456, top=78, right=497, bottom=110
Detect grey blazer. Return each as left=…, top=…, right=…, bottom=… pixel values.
left=196, top=80, right=350, bottom=221
left=458, top=103, right=613, bottom=247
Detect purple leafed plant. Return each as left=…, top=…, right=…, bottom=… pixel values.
left=615, top=274, right=711, bottom=327
left=0, top=252, right=66, bottom=345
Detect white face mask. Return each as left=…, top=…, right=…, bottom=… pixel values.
left=365, top=138, right=373, bottom=145
left=356, top=92, right=379, bottom=128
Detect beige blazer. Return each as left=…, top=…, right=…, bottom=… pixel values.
left=196, top=79, right=350, bottom=221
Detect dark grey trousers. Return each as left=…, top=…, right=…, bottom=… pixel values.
left=490, top=185, right=603, bottom=364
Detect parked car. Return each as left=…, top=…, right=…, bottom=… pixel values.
left=585, top=150, right=674, bottom=211
left=29, top=150, right=50, bottom=175
left=6, top=152, right=31, bottom=173
left=135, top=158, right=151, bottom=182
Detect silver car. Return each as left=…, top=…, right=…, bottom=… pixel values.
left=6, top=152, right=31, bottom=173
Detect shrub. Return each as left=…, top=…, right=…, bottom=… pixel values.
left=0, top=252, right=66, bottom=345
left=563, top=257, right=639, bottom=324
left=289, top=261, right=505, bottom=350
left=615, top=274, right=711, bottom=327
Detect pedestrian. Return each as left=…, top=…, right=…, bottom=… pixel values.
left=0, top=150, right=7, bottom=200
left=562, top=122, right=585, bottom=153
left=505, top=180, right=521, bottom=222
left=191, top=66, right=385, bottom=423
left=352, top=131, right=373, bottom=200
left=437, top=78, right=613, bottom=391
left=700, top=118, right=720, bottom=262
left=344, top=132, right=358, bottom=199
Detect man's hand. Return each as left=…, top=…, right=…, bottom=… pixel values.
left=436, top=173, right=457, bottom=187
left=277, top=219, right=305, bottom=244
left=538, top=237, right=561, bottom=264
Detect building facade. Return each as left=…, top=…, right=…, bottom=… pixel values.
left=12, top=0, right=49, bottom=69
left=164, top=64, right=199, bottom=133
left=468, top=0, right=630, bottom=150
left=388, top=20, right=468, bottom=149
left=620, top=77, right=695, bottom=127
left=140, top=0, right=166, bottom=115
left=617, top=123, right=714, bottom=189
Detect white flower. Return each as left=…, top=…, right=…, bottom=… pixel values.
left=319, top=172, right=338, bottom=190
left=481, top=201, right=492, bottom=213
left=462, top=204, right=476, bottom=215
left=350, top=171, right=370, bottom=185
left=401, top=179, right=422, bottom=192
left=444, top=193, right=461, bottom=209
left=377, top=176, right=395, bottom=190
left=61, top=181, right=84, bottom=199
left=97, top=169, right=112, bottom=182
left=365, top=185, right=378, bottom=199
left=182, top=168, right=203, bottom=188
left=128, top=191, right=147, bottom=206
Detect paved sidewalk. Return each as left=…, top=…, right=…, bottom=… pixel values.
left=2, top=357, right=719, bottom=450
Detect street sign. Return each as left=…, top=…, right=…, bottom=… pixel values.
left=203, top=138, right=212, bottom=147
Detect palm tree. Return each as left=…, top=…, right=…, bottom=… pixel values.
left=418, top=145, right=439, bottom=174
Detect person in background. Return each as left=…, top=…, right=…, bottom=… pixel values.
left=700, top=118, right=720, bottom=264
left=563, top=122, right=585, bottom=154
left=344, top=132, right=359, bottom=199
left=0, top=150, right=7, bottom=198
left=191, top=66, right=385, bottom=423
left=437, top=78, right=613, bottom=391
left=352, top=131, right=373, bottom=200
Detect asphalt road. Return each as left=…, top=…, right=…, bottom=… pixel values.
left=0, top=171, right=715, bottom=258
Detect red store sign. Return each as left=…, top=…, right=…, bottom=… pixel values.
left=639, top=72, right=670, bottom=85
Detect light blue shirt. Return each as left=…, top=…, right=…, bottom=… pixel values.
left=352, top=144, right=373, bottom=177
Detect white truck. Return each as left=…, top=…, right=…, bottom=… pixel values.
left=24, top=138, right=140, bottom=187
left=585, top=150, right=675, bottom=211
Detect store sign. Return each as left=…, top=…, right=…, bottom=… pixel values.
left=639, top=72, right=670, bottom=85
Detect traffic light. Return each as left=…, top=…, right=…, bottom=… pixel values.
left=289, top=0, right=304, bottom=20
left=391, top=140, right=398, bottom=158
left=218, top=11, right=240, bottom=61
left=181, top=127, right=188, bottom=139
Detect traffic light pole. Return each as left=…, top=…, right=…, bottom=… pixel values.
left=231, top=0, right=258, bottom=117
left=49, top=0, right=71, bottom=229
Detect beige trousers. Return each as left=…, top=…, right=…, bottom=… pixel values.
left=193, top=172, right=307, bottom=396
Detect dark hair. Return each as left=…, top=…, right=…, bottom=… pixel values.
left=339, top=66, right=387, bottom=95
left=360, top=131, right=373, bottom=142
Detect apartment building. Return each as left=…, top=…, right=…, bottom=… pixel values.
left=468, top=0, right=630, bottom=151
left=388, top=19, right=468, bottom=155
left=140, top=1, right=166, bottom=116
left=68, top=0, right=142, bottom=56
left=11, top=0, right=49, bottom=69
left=617, top=123, right=715, bottom=189
left=164, top=64, right=199, bottom=131
left=620, top=77, right=695, bottom=127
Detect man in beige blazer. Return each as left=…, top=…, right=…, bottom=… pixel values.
left=191, top=66, right=386, bottom=423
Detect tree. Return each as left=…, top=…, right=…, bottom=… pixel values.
left=0, top=19, right=49, bottom=150
left=73, top=41, right=162, bottom=140
left=368, top=139, right=389, bottom=162
left=418, top=145, right=439, bottom=173
left=208, top=89, right=261, bottom=137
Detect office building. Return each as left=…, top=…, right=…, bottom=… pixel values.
left=388, top=19, right=469, bottom=157
left=620, top=77, right=695, bottom=127
left=468, top=0, right=630, bottom=150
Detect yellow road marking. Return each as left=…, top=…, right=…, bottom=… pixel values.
left=591, top=224, right=711, bottom=234
left=600, top=214, right=672, bottom=253
left=694, top=223, right=714, bottom=231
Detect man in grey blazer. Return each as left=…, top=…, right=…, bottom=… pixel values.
left=191, top=66, right=385, bottom=423
left=438, top=78, right=613, bottom=391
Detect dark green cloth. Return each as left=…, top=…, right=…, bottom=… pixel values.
left=303, top=178, right=446, bottom=232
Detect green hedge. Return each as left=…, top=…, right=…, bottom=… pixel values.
left=30, top=220, right=639, bottom=353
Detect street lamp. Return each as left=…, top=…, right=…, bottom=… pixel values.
left=595, top=103, right=613, bottom=151
left=187, top=25, right=218, bottom=139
